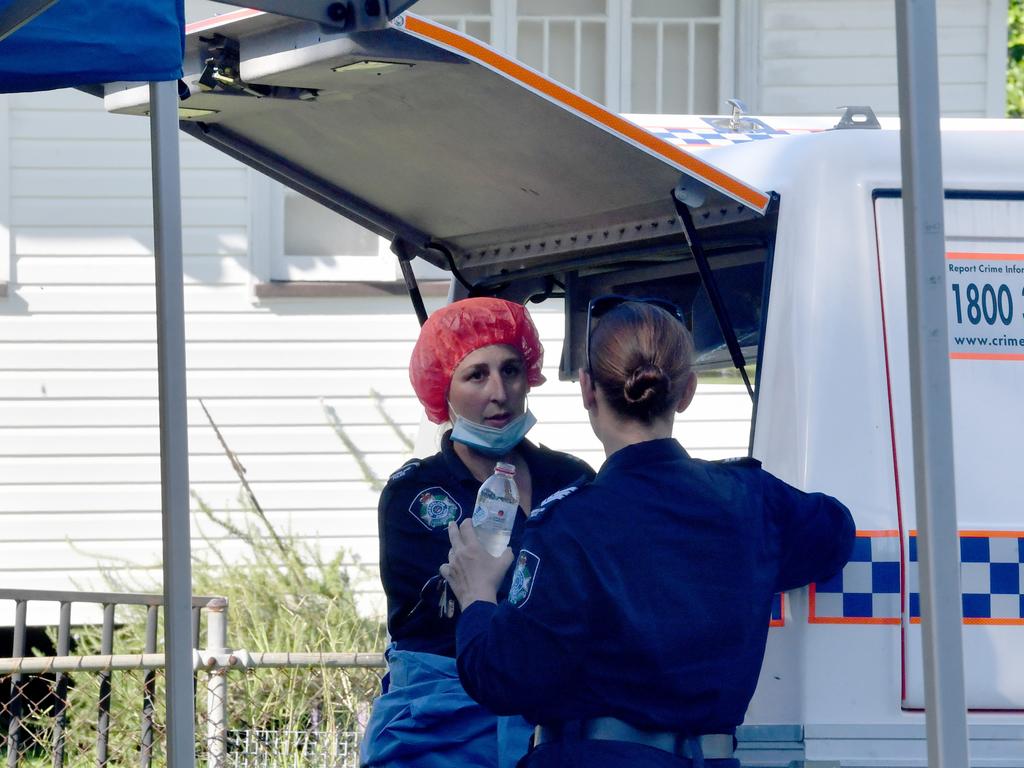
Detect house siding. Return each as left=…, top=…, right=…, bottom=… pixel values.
left=0, top=90, right=751, bottom=624
left=757, top=0, right=1006, bottom=116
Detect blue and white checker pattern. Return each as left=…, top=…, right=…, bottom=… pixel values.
left=812, top=535, right=901, bottom=621
left=645, top=124, right=821, bottom=149
left=770, top=593, right=784, bottom=626
left=908, top=534, right=1024, bottom=622
left=810, top=532, right=1024, bottom=623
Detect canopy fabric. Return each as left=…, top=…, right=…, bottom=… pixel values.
left=0, top=0, right=184, bottom=92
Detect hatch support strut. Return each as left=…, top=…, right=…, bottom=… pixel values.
left=672, top=192, right=754, bottom=400
left=392, top=238, right=429, bottom=326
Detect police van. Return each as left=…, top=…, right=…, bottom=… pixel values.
left=104, top=8, right=1024, bottom=767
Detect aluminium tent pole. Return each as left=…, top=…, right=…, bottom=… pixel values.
left=894, top=3, right=970, bottom=766
left=149, top=79, right=196, bottom=768
left=0, top=0, right=59, bottom=43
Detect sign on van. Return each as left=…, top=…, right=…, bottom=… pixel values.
left=946, top=252, right=1024, bottom=360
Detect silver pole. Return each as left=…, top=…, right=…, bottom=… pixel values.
left=149, top=79, right=196, bottom=768
left=893, top=3, right=970, bottom=766
left=0, top=0, right=59, bottom=43
left=205, top=598, right=229, bottom=768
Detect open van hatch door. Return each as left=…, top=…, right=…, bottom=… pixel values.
left=103, top=9, right=776, bottom=380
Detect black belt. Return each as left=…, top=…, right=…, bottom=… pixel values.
left=534, top=717, right=734, bottom=760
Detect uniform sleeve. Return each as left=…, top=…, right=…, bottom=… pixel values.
left=455, top=523, right=590, bottom=718
left=763, top=472, right=856, bottom=593
left=378, top=478, right=456, bottom=637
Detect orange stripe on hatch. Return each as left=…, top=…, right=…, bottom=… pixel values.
left=399, top=15, right=770, bottom=213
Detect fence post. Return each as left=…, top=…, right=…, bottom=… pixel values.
left=96, top=603, right=115, bottom=768
left=140, top=605, right=159, bottom=768
left=6, top=600, right=26, bottom=768
left=52, top=601, right=71, bottom=768
left=205, top=598, right=229, bottom=768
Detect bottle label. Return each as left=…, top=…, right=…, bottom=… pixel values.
left=478, top=487, right=516, bottom=505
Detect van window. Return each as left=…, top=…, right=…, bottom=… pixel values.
left=560, top=242, right=772, bottom=379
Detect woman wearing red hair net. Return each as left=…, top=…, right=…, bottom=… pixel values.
left=360, top=297, right=593, bottom=768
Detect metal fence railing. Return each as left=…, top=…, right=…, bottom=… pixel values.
left=0, top=589, right=385, bottom=768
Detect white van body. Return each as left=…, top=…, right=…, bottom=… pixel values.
left=635, top=115, right=1024, bottom=767
left=104, top=11, right=1024, bottom=766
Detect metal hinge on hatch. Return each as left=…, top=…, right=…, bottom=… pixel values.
left=189, top=34, right=318, bottom=102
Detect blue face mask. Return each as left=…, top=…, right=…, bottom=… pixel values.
left=449, top=408, right=537, bottom=459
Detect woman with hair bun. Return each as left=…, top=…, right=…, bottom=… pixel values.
left=361, top=297, right=594, bottom=768
left=442, top=297, right=855, bottom=768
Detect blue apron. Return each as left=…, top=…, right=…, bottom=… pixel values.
left=360, top=647, right=532, bottom=768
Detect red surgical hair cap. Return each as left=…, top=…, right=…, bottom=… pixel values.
left=409, top=297, right=546, bottom=424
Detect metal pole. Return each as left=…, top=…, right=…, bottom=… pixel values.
left=96, top=604, right=115, bottom=768
left=140, top=605, right=158, bottom=768
left=149, top=78, right=196, bottom=768
left=205, top=598, right=228, bottom=768
left=0, top=0, right=59, bottom=43
left=6, top=600, right=26, bottom=768
left=0, top=652, right=387, bottom=675
left=52, top=601, right=71, bottom=768
left=893, top=3, right=970, bottom=767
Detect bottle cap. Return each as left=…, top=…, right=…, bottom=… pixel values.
left=495, top=461, right=516, bottom=475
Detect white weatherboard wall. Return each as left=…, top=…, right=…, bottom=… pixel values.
left=756, top=0, right=1008, bottom=116
left=0, top=90, right=751, bottom=625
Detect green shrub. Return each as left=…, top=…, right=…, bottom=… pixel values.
left=1010, top=0, right=1024, bottom=116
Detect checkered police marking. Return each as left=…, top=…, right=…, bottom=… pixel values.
left=809, top=531, right=1024, bottom=625
left=408, top=487, right=462, bottom=531
left=810, top=532, right=901, bottom=624
left=908, top=533, right=1024, bottom=624
left=770, top=593, right=785, bottom=627
left=648, top=122, right=821, bottom=149
left=509, top=549, right=540, bottom=607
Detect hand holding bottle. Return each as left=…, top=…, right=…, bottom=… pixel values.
left=440, top=519, right=514, bottom=610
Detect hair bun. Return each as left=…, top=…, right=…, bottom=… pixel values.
left=623, top=363, right=669, bottom=408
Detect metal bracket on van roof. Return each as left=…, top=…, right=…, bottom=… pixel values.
left=834, top=105, right=881, bottom=130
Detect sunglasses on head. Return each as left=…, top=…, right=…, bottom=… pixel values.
left=585, top=294, right=687, bottom=374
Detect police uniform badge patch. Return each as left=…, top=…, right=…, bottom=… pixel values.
left=409, top=487, right=462, bottom=530
left=388, top=459, right=421, bottom=483
left=530, top=482, right=582, bottom=521
left=509, top=549, right=540, bottom=607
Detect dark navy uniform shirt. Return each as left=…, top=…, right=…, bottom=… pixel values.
left=456, top=438, right=855, bottom=734
left=379, top=432, right=594, bottom=657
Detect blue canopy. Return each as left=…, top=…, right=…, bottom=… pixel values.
left=0, top=0, right=183, bottom=92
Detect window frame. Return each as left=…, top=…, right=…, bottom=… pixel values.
left=267, top=179, right=400, bottom=283
left=248, top=171, right=450, bottom=297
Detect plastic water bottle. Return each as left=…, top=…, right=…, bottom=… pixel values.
left=472, top=462, right=519, bottom=557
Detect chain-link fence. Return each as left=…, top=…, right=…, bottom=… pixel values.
left=0, top=589, right=384, bottom=768
left=1, top=660, right=382, bottom=768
